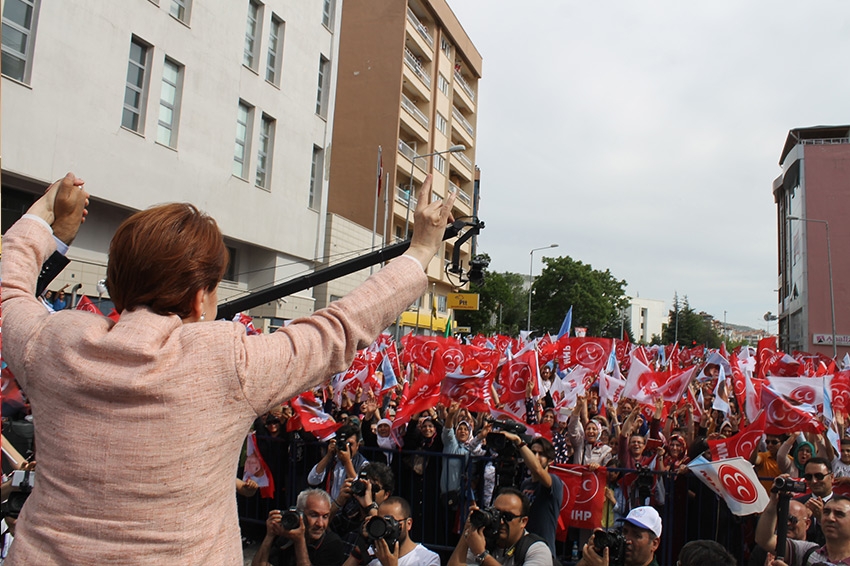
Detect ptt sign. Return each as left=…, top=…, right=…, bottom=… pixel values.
left=447, top=293, right=479, bottom=310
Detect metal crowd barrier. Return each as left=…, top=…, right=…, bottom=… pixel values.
left=238, top=437, right=751, bottom=564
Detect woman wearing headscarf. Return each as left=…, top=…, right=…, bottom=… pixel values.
left=0, top=173, right=454, bottom=564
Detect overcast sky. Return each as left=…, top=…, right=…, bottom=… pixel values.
left=445, top=1, right=849, bottom=331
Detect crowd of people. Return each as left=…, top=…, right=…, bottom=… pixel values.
left=1, top=173, right=848, bottom=565
left=237, top=337, right=850, bottom=565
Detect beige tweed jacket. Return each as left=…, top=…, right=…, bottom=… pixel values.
left=0, top=216, right=426, bottom=565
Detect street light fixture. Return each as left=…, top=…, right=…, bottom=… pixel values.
left=527, top=244, right=559, bottom=333
left=787, top=216, right=836, bottom=359
left=403, top=144, right=466, bottom=238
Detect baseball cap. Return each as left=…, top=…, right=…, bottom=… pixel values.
left=622, top=506, right=662, bottom=538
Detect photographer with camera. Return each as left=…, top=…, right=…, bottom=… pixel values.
left=252, top=488, right=346, bottom=566
left=343, top=496, right=439, bottom=566
left=330, top=463, right=394, bottom=555
left=756, top=485, right=850, bottom=566
left=449, top=487, right=553, bottom=566
left=578, top=506, right=662, bottom=566
left=308, top=425, right=369, bottom=502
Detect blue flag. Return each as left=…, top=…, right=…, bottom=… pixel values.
left=557, top=306, right=573, bottom=339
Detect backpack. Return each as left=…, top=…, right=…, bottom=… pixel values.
left=512, top=532, right=562, bottom=566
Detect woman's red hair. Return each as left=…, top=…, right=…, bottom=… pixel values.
left=107, top=203, right=228, bottom=318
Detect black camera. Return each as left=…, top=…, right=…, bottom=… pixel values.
left=351, top=470, right=369, bottom=497
left=485, top=419, right=531, bottom=452
left=1, top=470, right=35, bottom=519
left=280, top=507, right=304, bottom=531
left=366, top=515, right=402, bottom=547
left=469, top=507, right=503, bottom=540
left=773, top=476, right=807, bottom=494
left=336, top=431, right=349, bottom=452
left=594, top=529, right=626, bottom=566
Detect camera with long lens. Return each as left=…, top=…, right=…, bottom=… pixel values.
left=1, top=470, right=35, bottom=519
left=485, top=419, right=532, bottom=453
left=351, top=470, right=370, bottom=497
left=280, top=507, right=304, bottom=530
left=772, top=476, right=807, bottom=494
left=469, top=507, right=503, bottom=540
left=593, top=529, right=626, bottom=566
left=635, top=465, right=654, bottom=502
left=366, top=515, right=401, bottom=547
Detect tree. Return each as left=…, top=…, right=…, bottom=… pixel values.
left=530, top=256, right=629, bottom=337
left=662, top=293, right=723, bottom=348
left=454, top=256, right=527, bottom=336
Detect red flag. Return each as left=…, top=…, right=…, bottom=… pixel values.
left=440, top=349, right=498, bottom=412
left=756, top=336, right=779, bottom=379
left=761, top=385, right=825, bottom=435
left=561, top=337, right=613, bottom=375
left=550, top=465, right=607, bottom=538
left=243, top=431, right=275, bottom=498
left=289, top=391, right=341, bottom=440
left=708, top=411, right=767, bottom=460
left=75, top=296, right=104, bottom=316
left=393, top=357, right=445, bottom=428
left=500, top=348, right=539, bottom=403
left=832, top=371, right=850, bottom=417
left=233, top=313, right=262, bottom=335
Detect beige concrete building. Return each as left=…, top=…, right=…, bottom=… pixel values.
left=319, top=0, right=482, bottom=335
left=2, top=0, right=342, bottom=329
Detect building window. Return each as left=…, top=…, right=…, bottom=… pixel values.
left=438, top=73, right=449, bottom=96
left=441, top=37, right=452, bottom=58
left=243, top=0, right=262, bottom=70
left=169, top=0, right=190, bottom=23
left=233, top=101, right=253, bottom=179
left=256, top=114, right=275, bottom=189
left=122, top=37, right=151, bottom=133
left=437, top=294, right=447, bottom=313
left=266, top=15, right=284, bottom=85
left=315, top=55, right=330, bottom=117
left=309, top=146, right=323, bottom=209
left=436, top=112, right=447, bottom=135
left=156, top=58, right=183, bottom=148
left=1, top=0, right=40, bottom=83
left=434, top=154, right=445, bottom=175
left=223, top=245, right=238, bottom=282
left=322, top=0, right=335, bottom=28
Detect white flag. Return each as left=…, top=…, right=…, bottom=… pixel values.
left=688, top=456, right=769, bottom=516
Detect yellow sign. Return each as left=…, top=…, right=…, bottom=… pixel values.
left=447, top=293, right=479, bottom=310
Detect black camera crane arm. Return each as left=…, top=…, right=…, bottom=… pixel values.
left=216, top=218, right=484, bottom=321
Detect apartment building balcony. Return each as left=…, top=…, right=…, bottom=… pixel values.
left=404, top=47, right=432, bottom=91
left=453, top=69, right=476, bottom=110
left=451, top=106, right=474, bottom=147
left=397, top=140, right=429, bottom=183
left=449, top=180, right=473, bottom=210
left=401, top=93, right=429, bottom=128
left=450, top=150, right=473, bottom=181
left=406, top=8, right=434, bottom=56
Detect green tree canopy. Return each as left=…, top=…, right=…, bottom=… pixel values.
left=531, top=256, right=628, bottom=337
left=662, top=294, right=723, bottom=348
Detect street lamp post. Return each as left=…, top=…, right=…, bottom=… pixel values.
left=403, top=144, right=466, bottom=239
left=527, top=244, right=559, bottom=333
left=788, top=216, right=836, bottom=359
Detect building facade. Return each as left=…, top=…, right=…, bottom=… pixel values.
left=625, top=296, right=666, bottom=344
left=773, top=125, right=850, bottom=357
left=320, top=0, right=482, bottom=335
left=1, top=0, right=342, bottom=328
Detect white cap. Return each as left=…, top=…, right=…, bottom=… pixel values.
left=622, top=506, right=662, bottom=538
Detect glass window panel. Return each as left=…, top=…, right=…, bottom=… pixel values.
left=160, top=82, right=176, bottom=104
left=156, top=124, right=172, bottom=146
left=124, top=89, right=140, bottom=108
left=129, top=42, right=145, bottom=64
left=159, top=105, right=173, bottom=123
left=3, top=0, right=32, bottom=28
left=162, top=63, right=178, bottom=83
left=126, top=65, right=144, bottom=88
left=1, top=52, right=24, bottom=80
left=2, top=26, right=26, bottom=53
left=122, top=109, right=139, bottom=131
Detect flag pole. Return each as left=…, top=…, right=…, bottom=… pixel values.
left=371, top=146, right=382, bottom=275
